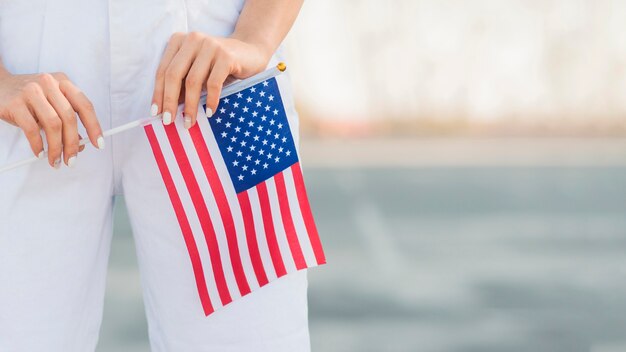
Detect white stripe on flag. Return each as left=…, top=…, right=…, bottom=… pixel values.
left=151, top=122, right=224, bottom=310
left=265, top=177, right=298, bottom=273
left=282, top=166, right=318, bottom=267
left=196, top=115, right=260, bottom=290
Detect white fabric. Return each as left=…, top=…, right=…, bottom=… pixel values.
left=0, top=1, right=310, bottom=351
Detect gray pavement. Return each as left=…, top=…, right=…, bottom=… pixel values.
left=97, top=140, right=626, bottom=352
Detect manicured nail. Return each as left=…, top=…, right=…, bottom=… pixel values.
left=150, top=103, right=159, bottom=117
left=67, top=155, right=77, bottom=168
left=97, top=135, right=105, bottom=150
left=205, top=107, right=213, bottom=118
left=37, top=151, right=45, bottom=159
left=163, top=111, right=172, bottom=125
left=184, top=115, right=192, bottom=129
left=53, top=158, right=61, bottom=169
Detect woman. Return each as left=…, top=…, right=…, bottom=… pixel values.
left=0, top=0, right=310, bottom=351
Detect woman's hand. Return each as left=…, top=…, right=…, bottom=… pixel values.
left=150, top=32, right=272, bottom=129
left=0, top=71, right=104, bottom=168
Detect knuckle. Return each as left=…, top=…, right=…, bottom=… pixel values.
left=23, top=124, right=39, bottom=137
left=212, top=46, right=224, bottom=59
left=185, top=75, right=201, bottom=90
left=187, top=31, right=204, bottom=42
left=203, top=36, right=216, bottom=46
left=22, top=82, right=42, bottom=97
left=61, top=109, right=77, bottom=125
left=219, top=49, right=233, bottom=62
left=46, top=117, right=62, bottom=132
left=57, top=78, right=73, bottom=92
left=37, top=73, right=56, bottom=87
left=81, top=99, right=95, bottom=113
left=63, top=107, right=76, bottom=118
left=164, top=67, right=182, bottom=81
left=52, top=71, right=69, bottom=81
left=170, top=32, right=185, bottom=42
left=206, top=80, right=221, bottom=91
left=201, top=37, right=217, bottom=51
left=155, top=68, right=166, bottom=81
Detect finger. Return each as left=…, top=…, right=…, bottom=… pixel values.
left=184, top=42, right=214, bottom=129
left=59, top=79, right=104, bottom=150
left=23, top=82, right=62, bottom=168
left=78, top=133, right=86, bottom=153
left=152, top=32, right=185, bottom=119
left=205, top=54, right=232, bottom=117
left=12, top=102, right=44, bottom=158
left=41, top=74, right=79, bottom=166
left=162, top=33, right=204, bottom=125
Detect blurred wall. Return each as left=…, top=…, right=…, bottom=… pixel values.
left=286, top=0, right=626, bottom=123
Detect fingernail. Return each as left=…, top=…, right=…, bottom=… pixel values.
left=37, top=151, right=45, bottom=159
left=150, top=103, right=159, bottom=117
left=163, top=111, right=172, bottom=125
left=67, top=155, right=77, bottom=168
left=53, top=158, right=61, bottom=169
left=205, top=107, right=213, bottom=118
left=184, top=115, right=192, bottom=129
left=97, top=135, right=105, bottom=150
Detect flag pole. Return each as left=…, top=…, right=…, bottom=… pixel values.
left=0, top=63, right=287, bottom=174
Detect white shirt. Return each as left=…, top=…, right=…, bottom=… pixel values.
left=0, top=0, right=294, bottom=162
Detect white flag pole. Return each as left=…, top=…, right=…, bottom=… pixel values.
left=0, top=63, right=286, bottom=174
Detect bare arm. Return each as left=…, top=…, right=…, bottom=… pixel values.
left=150, top=0, right=304, bottom=129
left=0, top=59, right=9, bottom=79
left=231, top=0, right=304, bottom=61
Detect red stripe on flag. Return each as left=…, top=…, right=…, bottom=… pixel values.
left=189, top=124, right=251, bottom=296
left=291, top=162, right=326, bottom=265
left=163, top=124, right=232, bottom=305
left=256, top=181, right=287, bottom=277
left=237, top=192, right=269, bottom=286
left=145, top=125, right=214, bottom=315
left=274, top=171, right=308, bottom=270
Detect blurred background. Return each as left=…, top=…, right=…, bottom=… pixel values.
left=98, top=1, right=626, bottom=351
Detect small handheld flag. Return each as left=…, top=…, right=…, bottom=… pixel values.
left=143, top=66, right=326, bottom=315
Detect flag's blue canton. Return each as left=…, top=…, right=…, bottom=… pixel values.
left=205, top=78, right=299, bottom=193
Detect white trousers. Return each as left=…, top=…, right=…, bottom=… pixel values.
left=0, top=0, right=310, bottom=351
left=0, top=127, right=310, bottom=352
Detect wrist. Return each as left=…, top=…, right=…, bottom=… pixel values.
left=0, top=66, right=10, bottom=80
left=230, top=32, right=274, bottom=65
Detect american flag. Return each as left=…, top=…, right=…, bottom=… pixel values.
left=144, top=77, right=325, bottom=316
